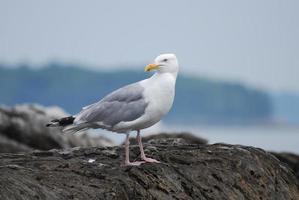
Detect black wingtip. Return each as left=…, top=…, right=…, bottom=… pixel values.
left=46, top=116, right=75, bottom=127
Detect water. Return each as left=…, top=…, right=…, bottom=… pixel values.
left=92, top=122, right=299, bottom=154
left=164, top=124, right=299, bottom=153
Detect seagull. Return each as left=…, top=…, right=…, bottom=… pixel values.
left=47, top=53, right=179, bottom=166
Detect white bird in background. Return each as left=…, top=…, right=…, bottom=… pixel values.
left=47, top=54, right=179, bottom=166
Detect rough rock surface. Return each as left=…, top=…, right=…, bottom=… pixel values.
left=0, top=104, right=114, bottom=153
left=0, top=142, right=298, bottom=200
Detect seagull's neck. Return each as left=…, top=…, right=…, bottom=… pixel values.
left=150, top=71, right=178, bottom=82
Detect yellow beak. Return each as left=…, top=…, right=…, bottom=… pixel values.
left=144, top=63, right=159, bottom=72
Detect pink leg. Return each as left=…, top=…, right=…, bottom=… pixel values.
left=123, top=133, right=145, bottom=166
left=137, top=130, right=160, bottom=163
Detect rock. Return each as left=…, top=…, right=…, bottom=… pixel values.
left=272, top=152, right=299, bottom=180
left=0, top=134, right=33, bottom=153
left=128, top=132, right=208, bottom=145
left=0, top=104, right=114, bottom=153
left=0, top=142, right=298, bottom=200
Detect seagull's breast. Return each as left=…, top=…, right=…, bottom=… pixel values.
left=139, top=73, right=176, bottom=126
left=112, top=72, right=176, bottom=132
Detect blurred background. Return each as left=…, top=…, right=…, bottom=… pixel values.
left=0, top=0, right=298, bottom=153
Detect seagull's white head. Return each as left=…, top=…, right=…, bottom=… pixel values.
left=145, top=53, right=179, bottom=75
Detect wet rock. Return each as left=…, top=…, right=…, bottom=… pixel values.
left=0, top=104, right=114, bottom=153
left=0, top=143, right=298, bottom=200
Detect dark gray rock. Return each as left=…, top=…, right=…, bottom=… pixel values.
left=128, top=132, right=208, bottom=146
left=272, top=152, right=299, bottom=180
left=0, top=143, right=298, bottom=200
left=0, top=104, right=114, bottom=153
left=0, top=134, right=33, bottom=153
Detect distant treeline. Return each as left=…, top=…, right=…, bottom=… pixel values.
left=0, top=63, right=273, bottom=124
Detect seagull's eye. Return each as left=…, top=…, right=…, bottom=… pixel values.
left=162, top=58, right=168, bottom=62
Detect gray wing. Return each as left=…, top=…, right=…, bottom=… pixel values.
left=75, top=83, right=148, bottom=127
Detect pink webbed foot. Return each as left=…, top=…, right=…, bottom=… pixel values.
left=136, top=130, right=160, bottom=164
left=142, top=157, right=160, bottom=163
left=122, top=161, right=145, bottom=167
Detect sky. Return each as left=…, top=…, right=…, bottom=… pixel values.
left=0, top=0, right=298, bottom=92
